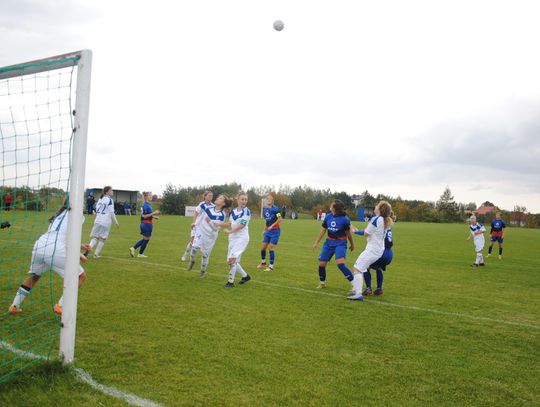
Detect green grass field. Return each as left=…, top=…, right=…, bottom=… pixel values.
left=1, top=214, right=539, bottom=406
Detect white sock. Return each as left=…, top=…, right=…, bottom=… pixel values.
left=236, top=263, right=248, bottom=278
left=58, top=296, right=63, bottom=307
left=95, top=240, right=105, bottom=256
left=190, top=247, right=200, bottom=262
left=183, top=242, right=192, bottom=257
left=89, top=238, right=98, bottom=249
left=201, top=252, right=209, bottom=272
left=228, top=263, right=237, bottom=283
left=479, top=254, right=484, bottom=263
left=476, top=253, right=482, bottom=264
left=12, top=286, right=31, bottom=308
left=352, top=272, right=363, bottom=294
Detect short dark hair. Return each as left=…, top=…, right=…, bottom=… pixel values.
left=332, top=199, right=346, bottom=216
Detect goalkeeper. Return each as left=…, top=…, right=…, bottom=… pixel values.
left=8, top=205, right=90, bottom=316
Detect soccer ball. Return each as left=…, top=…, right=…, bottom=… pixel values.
left=273, top=20, right=284, bottom=31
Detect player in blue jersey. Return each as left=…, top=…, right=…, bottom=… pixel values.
left=362, top=227, right=393, bottom=296
left=130, top=192, right=160, bottom=258
left=487, top=212, right=506, bottom=260
left=257, top=194, right=282, bottom=272
left=181, top=190, right=214, bottom=262
left=311, top=199, right=355, bottom=289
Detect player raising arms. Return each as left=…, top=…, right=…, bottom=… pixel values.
left=223, top=192, right=252, bottom=287
left=348, top=201, right=393, bottom=301
left=311, top=199, right=355, bottom=289
left=487, top=212, right=506, bottom=260
left=130, top=192, right=160, bottom=258
left=257, top=194, right=282, bottom=272
left=9, top=203, right=91, bottom=315
left=467, top=215, right=486, bottom=267
left=362, top=226, right=393, bottom=296
left=85, top=186, right=119, bottom=258
left=181, top=190, right=214, bottom=262
left=188, top=194, right=232, bottom=277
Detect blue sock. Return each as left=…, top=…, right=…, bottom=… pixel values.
left=488, top=246, right=493, bottom=254
left=376, top=269, right=384, bottom=290
left=261, top=250, right=266, bottom=262
left=269, top=250, right=275, bottom=266
left=139, top=239, right=149, bottom=254
left=133, top=239, right=143, bottom=250
left=337, top=263, right=353, bottom=282
left=318, top=266, right=326, bottom=282
left=363, top=271, right=372, bottom=290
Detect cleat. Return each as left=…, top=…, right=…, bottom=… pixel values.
left=347, top=289, right=355, bottom=296
left=264, top=266, right=274, bottom=272
left=53, top=304, right=62, bottom=315
left=0, top=221, right=11, bottom=229
left=137, top=253, right=148, bottom=258
left=347, top=293, right=364, bottom=301
left=316, top=282, right=326, bottom=289
left=479, top=263, right=485, bottom=266
left=362, top=288, right=373, bottom=296
left=181, top=255, right=186, bottom=262
left=199, top=270, right=206, bottom=278
left=498, top=255, right=502, bottom=260
left=257, top=262, right=266, bottom=270
left=223, top=282, right=235, bottom=288
left=239, top=274, right=251, bottom=285
left=129, top=247, right=135, bottom=257
left=187, top=261, right=195, bottom=270
left=470, top=263, right=479, bottom=267
left=8, top=305, right=22, bottom=315
left=374, top=288, right=383, bottom=296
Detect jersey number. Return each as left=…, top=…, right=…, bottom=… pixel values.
left=96, top=203, right=107, bottom=215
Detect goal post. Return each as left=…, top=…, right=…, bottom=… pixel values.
left=0, top=50, right=92, bottom=377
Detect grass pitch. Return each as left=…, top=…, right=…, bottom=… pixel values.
left=1, top=215, right=539, bottom=406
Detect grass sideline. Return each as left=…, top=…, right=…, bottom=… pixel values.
left=1, top=214, right=539, bottom=406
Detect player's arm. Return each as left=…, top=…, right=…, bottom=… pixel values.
left=351, top=225, right=367, bottom=236
left=266, top=211, right=282, bottom=230
left=312, top=227, right=326, bottom=250
left=225, top=220, right=247, bottom=234
left=347, top=229, right=355, bottom=252
left=108, top=204, right=120, bottom=227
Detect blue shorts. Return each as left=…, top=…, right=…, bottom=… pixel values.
left=140, top=222, right=153, bottom=237
left=262, top=228, right=281, bottom=245
left=369, top=249, right=393, bottom=271
left=319, top=240, right=347, bottom=262
left=490, top=236, right=504, bottom=244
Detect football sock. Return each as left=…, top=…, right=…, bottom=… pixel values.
left=352, top=272, right=363, bottom=294
left=183, top=242, right=192, bottom=257
left=190, top=247, right=200, bottom=262
left=12, top=285, right=31, bottom=308
left=318, top=266, right=326, bottom=282
left=499, top=248, right=503, bottom=255
left=376, top=269, right=384, bottom=289
left=479, top=254, right=484, bottom=263
left=139, top=240, right=149, bottom=254
left=133, top=239, right=143, bottom=250
left=363, top=270, right=372, bottom=289
left=89, top=238, right=98, bottom=249
left=236, top=263, right=248, bottom=278
left=476, top=253, right=482, bottom=264
left=95, top=240, right=105, bottom=256
left=228, top=263, right=237, bottom=283
left=488, top=246, right=493, bottom=254
left=337, top=263, right=354, bottom=282
left=261, top=250, right=266, bottom=262
left=58, top=296, right=64, bottom=307
left=201, top=252, right=209, bottom=272
left=269, top=250, right=275, bottom=266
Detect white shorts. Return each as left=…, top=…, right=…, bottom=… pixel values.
left=228, top=238, right=249, bottom=261
left=29, top=242, right=84, bottom=278
left=90, top=223, right=111, bottom=240
left=354, top=249, right=384, bottom=273
left=474, top=240, right=484, bottom=252
left=193, top=231, right=218, bottom=256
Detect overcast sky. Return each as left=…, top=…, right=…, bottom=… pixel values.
left=2, top=0, right=540, bottom=212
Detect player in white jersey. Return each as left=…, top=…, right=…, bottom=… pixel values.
left=223, top=192, right=252, bottom=287
left=467, top=215, right=486, bottom=267
left=86, top=186, right=119, bottom=258
left=181, top=190, right=214, bottom=262
left=348, top=201, right=394, bottom=301
left=188, top=194, right=232, bottom=277
left=9, top=203, right=92, bottom=315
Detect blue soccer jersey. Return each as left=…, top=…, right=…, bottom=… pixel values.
left=141, top=202, right=153, bottom=224
left=263, top=205, right=281, bottom=229
left=323, top=213, right=351, bottom=240
left=490, top=219, right=506, bottom=235
left=384, top=228, right=393, bottom=248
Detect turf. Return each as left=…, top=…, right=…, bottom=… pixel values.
left=1, top=215, right=539, bottom=406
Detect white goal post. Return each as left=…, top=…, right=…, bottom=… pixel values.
left=0, top=50, right=92, bottom=364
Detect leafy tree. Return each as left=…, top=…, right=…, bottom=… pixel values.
left=436, top=188, right=461, bottom=222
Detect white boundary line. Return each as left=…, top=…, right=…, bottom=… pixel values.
left=104, top=255, right=540, bottom=331
left=0, top=341, right=164, bottom=407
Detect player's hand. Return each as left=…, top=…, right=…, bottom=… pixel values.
left=80, top=254, right=88, bottom=263
left=154, top=216, right=160, bottom=220
left=224, top=228, right=232, bottom=234
left=311, top=243, right=318, bottom=251
left=351, top=225, right=358, bottom=233
left=191, top=223, right=196, bottom=228
left=349, top=245, right=355, bottom=252
left=154, top=210, right=161, bottom=215
left=116, top=224, right=120, bottom=229
left=81, top=243, right=92, bottom=252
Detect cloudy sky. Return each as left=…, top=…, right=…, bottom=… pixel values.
left=2, top=0, right=540, bottom=212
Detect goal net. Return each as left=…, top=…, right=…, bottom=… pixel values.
left=0, top=50, right=92, bottom=383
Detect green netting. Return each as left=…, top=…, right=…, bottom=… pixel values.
left=0, top=60, right=77, bottom=383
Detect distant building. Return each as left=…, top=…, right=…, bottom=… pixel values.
left=86, top=187, right=138, bottom=215
left=473, top=205, right=498, bottom=217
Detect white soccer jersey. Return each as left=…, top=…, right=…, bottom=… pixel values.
left=229, top=207, right=250, bottom=241
left=364, top=215, right=385, bottom=255
left=470, top=223, right=486, bottom=251
left=94, top=196, right=118, bottom=227
left=194, top=200, right=215, bottom=227
left=35, top=210, right=70, bottom=254
left=198, top=206, right=226, bottom=237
